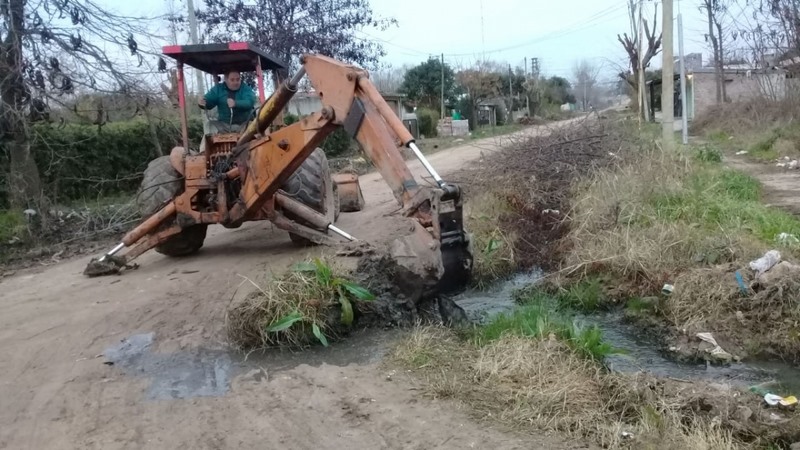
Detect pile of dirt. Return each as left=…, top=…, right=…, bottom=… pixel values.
left=664, top=261, right=800, bottom=363
left=456, top=118, right=634, bottom=273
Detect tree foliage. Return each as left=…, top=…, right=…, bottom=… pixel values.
left=198, top=0, right=396, bottom=75
left=400, top=57, right=456, bottom=109
left=541, top=76, right=576, bottom=105
left=1, top=0, right=157, bottom=209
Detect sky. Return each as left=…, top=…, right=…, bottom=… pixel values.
left=107, top=0, right=720, bottom=85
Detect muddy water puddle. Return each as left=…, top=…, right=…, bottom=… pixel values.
left=455, top=272, right=800, bottom=396
left=103, top=328, right=400, bottom=400
left=104, top=333, right=232, bottom=400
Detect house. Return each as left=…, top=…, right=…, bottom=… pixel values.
left=287, top=91, right=420, bottom=138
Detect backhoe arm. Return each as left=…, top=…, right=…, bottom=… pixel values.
left=232, top=54, right=472, bottom=291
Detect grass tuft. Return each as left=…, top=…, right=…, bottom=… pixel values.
left=226, top=258, right=373, bottom=349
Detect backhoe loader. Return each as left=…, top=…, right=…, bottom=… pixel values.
left=85, top=42, right=473, bottom=294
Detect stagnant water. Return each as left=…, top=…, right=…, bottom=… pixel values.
left=103, top=272, right=799, bottom=401
left=454, top=272, right=800, bottom=397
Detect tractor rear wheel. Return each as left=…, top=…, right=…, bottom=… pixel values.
left=137, top=155, right=208, bottom=257
left=281, top=148, right=339, bottom=246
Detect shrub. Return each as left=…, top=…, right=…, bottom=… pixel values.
left=320, top=127, right=355, bottom=157
left=1, top=118, right=203, bottom=207
left=416, top=107, right=439, bottom=137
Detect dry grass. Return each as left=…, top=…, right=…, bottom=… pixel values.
left=391, top=327, right=762, bottom=449
left=565, top=141, right=782, bottom=292
left=690, top=98, right=800, bottom=137
left=464, top=192, right=517, bottom=288
left=665, top=264, right=800, bottom=361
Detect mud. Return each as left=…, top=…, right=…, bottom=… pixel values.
left=353, top=252, right=467, bottom=327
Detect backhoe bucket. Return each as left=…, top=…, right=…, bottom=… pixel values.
left=332, top=172, right=365, bottom=212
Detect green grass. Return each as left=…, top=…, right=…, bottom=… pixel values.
left=473, top=294, right=616, bottom=361
left=0, top=210, right=26, bottom=243
left=646, top=166, right=800, bottom=245
left=625, top=297, right=657, bottom=313
left=748, top=131, right=781, bottom=161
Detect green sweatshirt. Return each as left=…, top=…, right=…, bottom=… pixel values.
left=200, top=83, right=256, bottom=125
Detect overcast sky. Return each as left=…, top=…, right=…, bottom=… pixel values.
left=111, top=0, right=720, bottom=83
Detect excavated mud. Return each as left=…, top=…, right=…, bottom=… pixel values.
left=353, top=252, right=467, bottom=328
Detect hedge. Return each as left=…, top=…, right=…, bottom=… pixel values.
left=1, top=114, right=354, bottom=207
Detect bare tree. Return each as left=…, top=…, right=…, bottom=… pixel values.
left=0, top=0, right=159, bottom=210
left=617, top=0, right=662, bottom=117
left=370, top=64, right=410, bottom=94
left=572, top=59, right=602, bottom=111
left=197, top=0, right=396, bottom=77
left=701, top=0, right=731, bottom=102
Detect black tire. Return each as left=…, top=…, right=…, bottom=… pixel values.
left=281, top=148, right=339, bottom=246
left=137, top=155, right=208, bottom=257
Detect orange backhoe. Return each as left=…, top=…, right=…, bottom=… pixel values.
left=85, top=42, right=472, bottom=294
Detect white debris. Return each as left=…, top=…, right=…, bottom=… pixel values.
left=735, top=150, right=748, bottom=155
left=777, top=233, right=800, bottom=245
left=749, top=250, right=781, bottom=275
left=790, top=160, right=799, bottom=169
left=22, top=209, right=36, bottom=218
left=696, top=332, right=734, bottom=362
left=542, top=209, right=560, bottom=215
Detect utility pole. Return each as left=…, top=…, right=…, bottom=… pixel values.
left=524, top=57, right=530, bottom=115
left=441, top=53, right=445, bottom=119
left=186, top=0, right=208, bottom=129
left=678, top=12, right=689, bottom=145
left=662, top=0, right=675, bottom=149
left=509, top=64, right=513, bottom=110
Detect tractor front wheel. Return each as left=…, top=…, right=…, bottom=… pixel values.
left=137, top=155, right=208, bottom=257
left=281, top=148, right=339, bottom=246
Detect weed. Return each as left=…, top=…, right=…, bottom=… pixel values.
left=0, top=210, right=26, bottom=243
left=693, top=144, right=723, bottom=163
left=749, top=131, right=780, bottom=161
left=707, top=130, right=730, bottom=142
left=226, top=258, right=374, bottom=349
left=625, top=297, right=658, bottom=313
left=474, top=294, right=616, bottom=361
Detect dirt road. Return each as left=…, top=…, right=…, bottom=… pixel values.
left=726, top=155, right=800, bottom=215
left=0, top=120, right=586, bottom=450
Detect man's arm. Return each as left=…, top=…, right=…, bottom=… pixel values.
left=235, top=86, right=256, bottom=110
left=199, top=85, right=217, bottom=110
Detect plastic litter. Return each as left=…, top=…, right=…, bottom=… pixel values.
left=765, top=394, right=784, bottom=406
left=749, top=250, right=781, bottom=276
left=764, top=393, right=798, bottom=407
left=734, top=271, right=749, bottom=295
left=661, top=284, right=674, bottom=295
left=777, top=233, right=800, bottom=245
left=696, top=332, right=733, bottom=362
left=735, top=150, right=748, bottom=155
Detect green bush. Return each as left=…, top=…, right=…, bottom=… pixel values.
left=416, top=108, right=439, bottom=138
left=1, top=118, right=203, bottom=207
left=320, top=128, right=355, bottom=157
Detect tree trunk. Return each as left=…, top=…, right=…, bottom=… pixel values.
left=715, top=20, right=728, bottom=102
left=1, top=0, right=44, bottom=209
left=706, top=3, right=723, bottom=103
